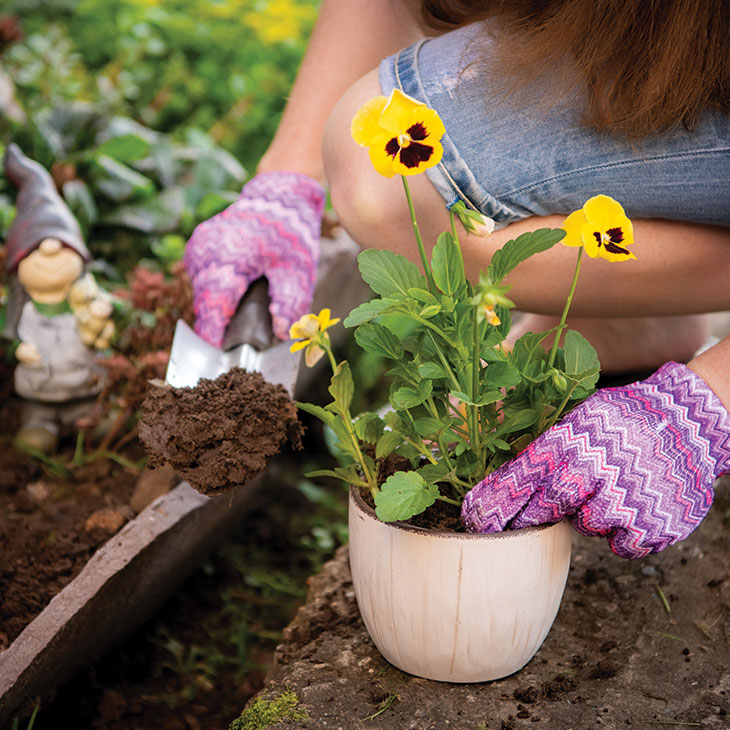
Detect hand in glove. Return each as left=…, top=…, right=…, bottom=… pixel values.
left=461, top=362, right=730, bottom=558
left=183, top=171, right=325, bottom=347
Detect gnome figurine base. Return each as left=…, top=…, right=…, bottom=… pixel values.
left=2, top=144, right=113, bottom=453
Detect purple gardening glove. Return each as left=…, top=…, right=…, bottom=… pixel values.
left=184, top=171, right=325, bottom=346
left=462, top=362, right=730, bottom=558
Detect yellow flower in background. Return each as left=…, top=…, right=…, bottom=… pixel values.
left=289, top=308, right=340, bottom=367
left=562, top=195, right=635, bottom=262
left=351, top=89, right=445, bottom=177
left=243, top=0, right=317, bottom=45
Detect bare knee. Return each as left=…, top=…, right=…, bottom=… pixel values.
left=323, top=70, right=409, bottom=251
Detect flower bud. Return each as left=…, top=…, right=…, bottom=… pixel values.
left=552, top=371, right=568, bottom=392
left=450, top=200, right=495, bottom=237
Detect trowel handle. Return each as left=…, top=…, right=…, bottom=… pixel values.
left=222, top=277, right=276, bottom=351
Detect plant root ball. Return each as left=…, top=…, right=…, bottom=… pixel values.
left=138, top=367, right=303, bottom=496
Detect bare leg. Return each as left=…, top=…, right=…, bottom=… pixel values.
left=507, top=314, right=710, bottom=373
left=324, top=68, right=730, bottom=370
left=258, top=0, right=432, bottom=181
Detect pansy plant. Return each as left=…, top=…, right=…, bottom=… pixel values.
left=296, top=90, right=636, bottom=523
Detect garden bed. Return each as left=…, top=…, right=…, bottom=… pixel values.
left=0, top=230, right=369, bottom=725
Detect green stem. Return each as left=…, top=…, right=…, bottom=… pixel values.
left=325, top=345, right=338, bottom=374
left=468, top=307, right=482, bottom=458
left=426, top=331, right=461, bottom=390
left=548, top=246, right=583, bottom=369
left=403, top=411, right=438, bottom=464
left=343, top=413, right=376, bottom=490
left=402, top=176, right=436, bottom=293
left=412, top=314, right=461, bottom=349
left=449, top=208, right=467, bottom=285
left=544, top=383, right=578, bottom=431
left=436, top=494, right=462, bottom=507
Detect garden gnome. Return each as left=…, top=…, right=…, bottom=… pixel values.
left=1, top=143, right=113, bottom=453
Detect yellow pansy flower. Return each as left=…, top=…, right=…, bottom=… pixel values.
left=289, top=308, right=340, bottom=367
left=351, top=89, right=445, bottom=177
left=562, top=195, right=635, bottom=262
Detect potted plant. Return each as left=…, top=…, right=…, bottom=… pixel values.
left=291, top=89, right=635, bottom=682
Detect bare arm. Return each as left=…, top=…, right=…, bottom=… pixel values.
left=257, top=0, right=429, bottom=182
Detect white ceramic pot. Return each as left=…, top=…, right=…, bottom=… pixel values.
left=348, top=487, right=572, bottom=683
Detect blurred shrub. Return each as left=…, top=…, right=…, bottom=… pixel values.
left=3, top=0, right=319, bottom=173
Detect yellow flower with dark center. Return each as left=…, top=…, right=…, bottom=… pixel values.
left=289, top=308, right=340, bottom=367
left=351, top=89, right=445, bottom=177
left=562, top=195, right=636, bottom=262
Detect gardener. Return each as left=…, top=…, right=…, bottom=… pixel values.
left=184, top=0, right=730, bottom=559
left=1, top=144, right=113, bottom=453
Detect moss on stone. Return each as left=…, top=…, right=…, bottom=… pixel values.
left=228, top=690, right=309, bottom=730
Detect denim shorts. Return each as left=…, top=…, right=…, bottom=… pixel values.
left=379, top=23, right=730, bottom=226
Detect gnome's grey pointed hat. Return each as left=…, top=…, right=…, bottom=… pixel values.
left=4, top=143, right=89, bottom=271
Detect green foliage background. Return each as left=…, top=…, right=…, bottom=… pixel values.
left=4, top=0, right=318, bottom=172
left=0, top=0, right=320, bottom=277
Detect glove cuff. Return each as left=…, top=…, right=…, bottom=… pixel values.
left=239, top=171, right=326, bottom=246
left=645, top=361, right=730, bottom=476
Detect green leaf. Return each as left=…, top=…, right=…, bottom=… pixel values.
left=96, top=134, right=150, bottom=163
left=296, top=402, right=335, bottom=427
left=451, top=390, right=501, bottom=406
left=495, top=408, right=539, bottom=437
left=325, top=419, right=360, bottom=462
left=418, top=362, right=447, bottom=379
left=62, top=179, right=97, bottom=235
left=431, top=231, right=464, bottom=295
left=90, top=154, right=155, bottom=202
left=328, top=361, right=354, bottom=415
left=196, top=190, right=238, bottom=221
left=419, top=304, right=441, bottom=319
left=391, top=379, right=433, bottom=409
left=354, top=412, right=385, bottom=443
left=305, top=467, right=366, bottom=486
left=354, top=322, right=404, bottom=360
left=414, top=417, right=443, bottom=437
left=376, top=430, right=404, bottom=459
left=488, top=228, right=566, bottom=284
left=374, top=472, right=439, bottom=522
left=511, top=331, right=552, bottom=379
left=456, top=450, right=481, bottom=479
left=562, top=329, right=600, bottom=381
left=343, top=298, right=397, bottom=327
left=483, top=361, right=522, bottom=388
left=100, top=186, right=184, bottom=233
left=418, top=461, right=451, bottom=485
left=407, top=288, right=439, bottom=305
left=357, top=249, right=427, bottom=297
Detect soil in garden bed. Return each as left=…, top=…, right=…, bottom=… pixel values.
left=138, top=367, right=303, bottom=496
left=21, top=461, right=348, bottom=730
left=0, top=394, right=147, bottom=646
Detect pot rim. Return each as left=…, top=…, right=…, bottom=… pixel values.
left=349, top=486, right=560, bottom=541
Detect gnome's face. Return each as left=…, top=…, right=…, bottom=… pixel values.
left=17, top=238, right=84, bottom=303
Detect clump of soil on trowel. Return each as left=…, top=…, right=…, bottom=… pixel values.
left=138, top=367, right=303, bottom=496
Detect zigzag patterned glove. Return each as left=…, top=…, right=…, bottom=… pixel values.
left=461, top=362, right=730, bottom=558
left=183, top=171, right=325, bottom=346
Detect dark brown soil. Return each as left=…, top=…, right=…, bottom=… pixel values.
left=257, top=480, right=730, bottom=729
left=138, top=368, right=303, bottom=496
left=0, top=398, right=144, bottom=645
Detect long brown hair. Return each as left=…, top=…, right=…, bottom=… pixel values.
left=421, top=0, right=730, bottom=138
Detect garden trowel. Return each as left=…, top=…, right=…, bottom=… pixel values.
left=165, top=278, right=300, bottom=394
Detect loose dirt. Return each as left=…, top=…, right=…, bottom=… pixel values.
left=254, top=479, right=730, bottom=729
left=0, top=397, right=143, bottom=646
left=138, top=368, right=303, bottom=496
